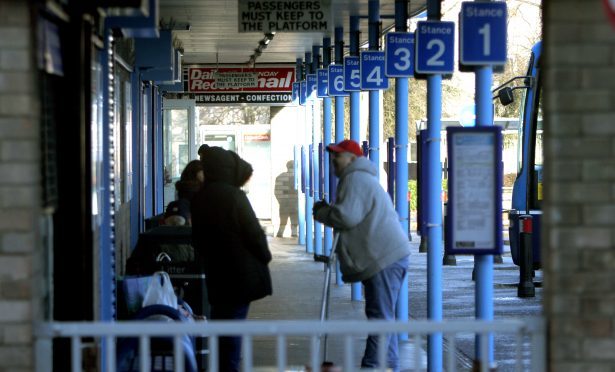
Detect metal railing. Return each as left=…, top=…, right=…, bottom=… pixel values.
left=35, top=318, right=545, bottom=372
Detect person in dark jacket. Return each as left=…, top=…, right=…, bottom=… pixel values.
left=175, top=160, right=204, bottom=201
left=191, top=146, right=272, bottom=372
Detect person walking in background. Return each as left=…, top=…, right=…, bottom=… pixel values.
left=274, top=160, right=298, bottom=237
left=313, top=139, right=410, bottom=372
left=191, top=146, right=272, bottom=372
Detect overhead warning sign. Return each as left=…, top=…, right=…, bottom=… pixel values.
left=214, top=72, right=258, bottom=89
left=238, top=0, right=331, bottom=32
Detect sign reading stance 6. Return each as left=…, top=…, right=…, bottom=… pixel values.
left=328, top=65, right=348, bottom=96
left=460, top=1, right=507, bottom=65
left=385, top=32, right=415, bottom=77
left=360, top=51, right=388, bottom=90
left=415, top=21, right=455, bottom=74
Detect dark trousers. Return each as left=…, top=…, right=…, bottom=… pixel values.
left=210, top=303, right=250, bottom=372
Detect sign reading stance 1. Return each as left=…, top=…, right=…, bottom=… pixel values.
left=415, top=21, right=455, bottom=74
left=238, top=0, right=331, bottom=32
left=360, top=51, right=388, bottom=90
left=328, top=65, right=348, bottom=96
left=317, top=69, right=328, bottom=97
left=385, top=32, right=415, bottom=77
left=343, top=56, right=361, bottom=91
left=460, top=1, right=507, bottom=65
left=445, top=127, right=503, bottom=255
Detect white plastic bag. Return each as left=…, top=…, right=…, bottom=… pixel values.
left=141, top=271, right=178, bottom=309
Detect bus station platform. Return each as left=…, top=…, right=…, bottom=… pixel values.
left=246, top=234, right=542, bottom=371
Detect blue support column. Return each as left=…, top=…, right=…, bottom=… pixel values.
left=427, top=74, right=443, bottom=371
left=349, top=16, right=362, bottom=300
left=300, top=146, right=307, bottom=245
left=334, top=26, right=345, bottom=286
left=297, top=58, right=306, bottom=245
left=305, top=52, right=314, bottom=254
left=475, top=66, right=495, bottom=368
left=322, top=37, right=333, bottom=256
left=312, top=46, right=323, bottom=257
left=368, top=0, right=380, bottom=174
left=394, top=0, right=410, bottom=341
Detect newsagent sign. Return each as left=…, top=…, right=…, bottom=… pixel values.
left=188, top=66, right=295, bottom=93
left=238, top=0, right=331, bottom=32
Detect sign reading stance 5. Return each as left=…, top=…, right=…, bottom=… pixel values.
left=415, top=21, right=455, bottom=74
left=385, top=32, right=415, bottom=77
left=460, top=1, right=507, bottom=65
left=327, top=65, right=348, bottom=96
left=360, top=51, right=388, bottom=90
left=343, top=56, right=361, bottom=91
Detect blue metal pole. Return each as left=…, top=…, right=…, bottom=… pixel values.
left=387, top=137, right=395, bottom=201
left=305, top=52, right=314, bottom=254
left=300, top=146, right=307, bottom=245
left=475, top=66, right=495, bottom=367
left=334, top=26, right=345, bottom=286
left=349, top=15, right=361, bottom=142
left=368, top=0, right=380, bottom=175
left=334, top=27, right=345, bottom=145
left=312, top=46, right=323, bottom=257
left=427, top=74, right=443, bottom=372
left=322, top=37, right=333, bottom=256
left=297, top=58, right=306, bottom=245
left=394, top=0, right=410, bottom=341
left=348, top=15, right=362, bottom=300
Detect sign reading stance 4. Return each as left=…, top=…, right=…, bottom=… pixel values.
left=415, top=21, right=455, bottom=74
left=328, top=65, right=348, bottom=96
left=360, top=51, right=388, bottom=90
left=460, top=1, right=507, bottom=66
left=385, top=32, right=415, bottom=77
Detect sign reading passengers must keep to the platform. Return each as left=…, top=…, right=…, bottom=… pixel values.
left=238, top=0, right=331, bottom=32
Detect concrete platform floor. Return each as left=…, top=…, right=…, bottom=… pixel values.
left=246, top=234, right=542, bottom=371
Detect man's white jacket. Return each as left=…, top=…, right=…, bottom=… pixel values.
left=314, top=156, right=411, bottom=283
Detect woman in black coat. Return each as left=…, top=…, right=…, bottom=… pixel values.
left=191, top=146, right=272, bottom=372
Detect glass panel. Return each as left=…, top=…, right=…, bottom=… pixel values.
left=243, top=131, right=272, bottom=219
left=163, top=108, right=190, bottom=206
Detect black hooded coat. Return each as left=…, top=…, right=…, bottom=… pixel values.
left=191, top=147, right=272, bottom=306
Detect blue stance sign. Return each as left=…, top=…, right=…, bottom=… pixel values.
left=460, top=1, right=507, bottom=65
left=343, top=56, right=361, bottom=91
left=306, top=74, right=317, bottom=99
left=299, top=80, right=307, bottom=105
left=292, top=82, right=300, bottom=105
left=360, top=51, right=389, bottom=90
left=328, top=65, right=348, bottom=96
left=385, top=32, right=415, bottom=77
left=317, top=69, right=328, bottom=98
left=415, top=21, right=455, bottom=74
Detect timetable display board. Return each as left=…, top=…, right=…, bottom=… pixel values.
left=445, top=127, right=502, bottom=255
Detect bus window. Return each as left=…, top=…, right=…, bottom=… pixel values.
left=531, top=85, right=543, bottom=209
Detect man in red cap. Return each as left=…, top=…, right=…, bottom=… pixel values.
left=313, top=139, right=411, bottom=371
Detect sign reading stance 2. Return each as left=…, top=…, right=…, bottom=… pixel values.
left=460, top=1, right=507, bottom=65
left=360, top=51, right=388, bottom=90
left=385, top=32, right=415, bottom=77
left=415, top=21, right=455, bottom=74
left=327, top=65, right=348, bottom=96
left=445, top=126, right=503, bottom=255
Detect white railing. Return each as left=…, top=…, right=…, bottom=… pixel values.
left=35, top=318, right=545, bottom=372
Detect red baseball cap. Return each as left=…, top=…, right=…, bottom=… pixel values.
left=326, top=139, right=363, bottom=157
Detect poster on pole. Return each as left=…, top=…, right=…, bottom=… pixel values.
left=445, top=126, right=502, bottom=255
